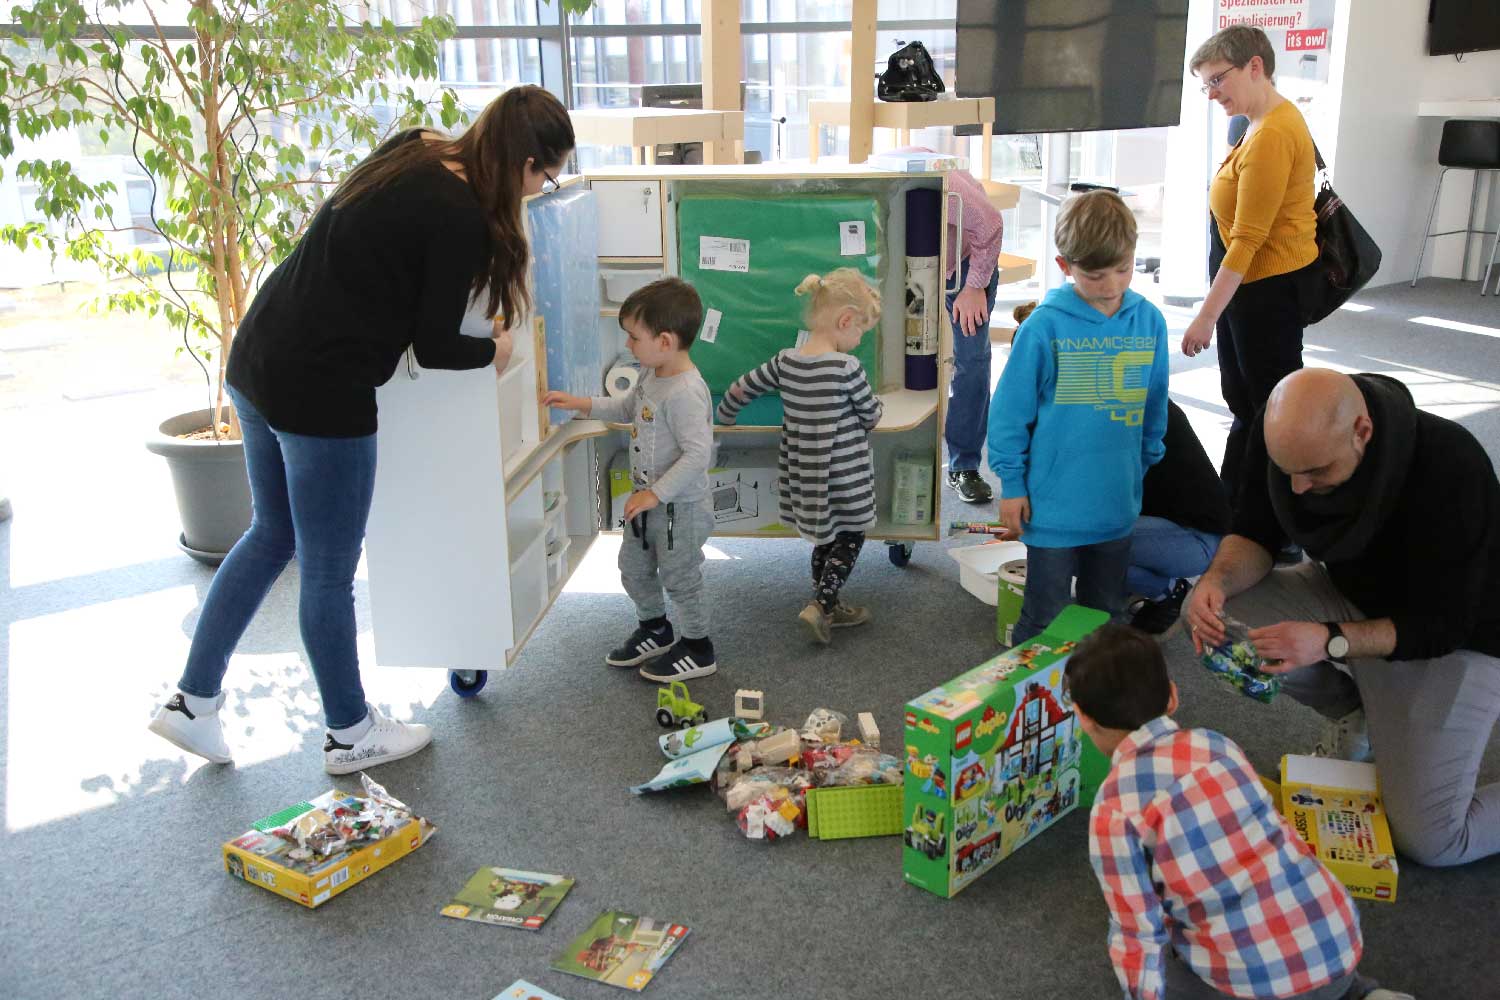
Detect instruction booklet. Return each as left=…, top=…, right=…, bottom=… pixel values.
left=550, top=910, right=690, bottom=992
left=493, top=981, right=570, bottom=1000
left=440, top=867, right=575, bottom=931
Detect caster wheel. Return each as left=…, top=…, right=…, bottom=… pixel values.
left=449, top=670, right=488, bottom=698
left=888, top=543, right=913, bottom=567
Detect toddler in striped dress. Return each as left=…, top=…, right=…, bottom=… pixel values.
left=717, top=268, right=883, bottom=645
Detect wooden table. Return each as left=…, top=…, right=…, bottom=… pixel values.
left=569, top=107, right=746, bottom=165
left=808, top=96, right=996, bottom=176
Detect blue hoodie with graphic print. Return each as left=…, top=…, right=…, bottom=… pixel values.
left=986, top=284, right=1169, bottom=548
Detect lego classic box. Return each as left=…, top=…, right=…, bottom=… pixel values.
left=1280, top=754, right=1398, bottom=904
left=902, top=605, right=1111, bottom=898
left=223, top=783, right=435, bottom=909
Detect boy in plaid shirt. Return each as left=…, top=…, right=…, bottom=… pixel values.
left=1064, top=625, right=1410, bottom=1000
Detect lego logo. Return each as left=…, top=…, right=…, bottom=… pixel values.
left=905, top=711, right=917, bottom=727
left=1376, top=886, right=1390, bottom=899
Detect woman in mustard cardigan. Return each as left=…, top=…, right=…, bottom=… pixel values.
left=1182, top=25, right=1320, bottom=502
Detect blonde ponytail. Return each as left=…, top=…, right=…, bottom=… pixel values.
left=797, top=267, right=881, bottom=330
left=795, top=273, right=824, bottom=296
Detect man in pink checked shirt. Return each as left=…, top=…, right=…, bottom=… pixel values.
left=1063, top=625, right=1412, bottom=1000
left=896, top=147, right=1004, bottom=505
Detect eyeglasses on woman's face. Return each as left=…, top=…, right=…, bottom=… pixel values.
left=1199, top=64, right=1242, bottom=95
left=541, top=167, right=560, bottom=193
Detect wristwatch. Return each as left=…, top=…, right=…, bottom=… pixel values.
left=1323, top=621, right=1349, bottom=663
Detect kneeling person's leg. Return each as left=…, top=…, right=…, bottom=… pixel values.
left=1356, top=648, right=1500, bottom=867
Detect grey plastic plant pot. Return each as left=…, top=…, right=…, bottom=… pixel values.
left=145, top=407, right=251, bottom=566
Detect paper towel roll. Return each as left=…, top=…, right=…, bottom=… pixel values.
left=606, top=366, right=639, bottom=399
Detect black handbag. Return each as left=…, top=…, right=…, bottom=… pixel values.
left=1303, top=142, right=1381, bottom=324
left=878, top=40, right=945, bottom=103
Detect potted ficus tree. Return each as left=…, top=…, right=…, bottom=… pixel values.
left=0, top=0, right=470, bottom=563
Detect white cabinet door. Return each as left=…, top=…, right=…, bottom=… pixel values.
left=594, top=180, right=663, bottom=257
left=366, top=360, right=514, bottom=670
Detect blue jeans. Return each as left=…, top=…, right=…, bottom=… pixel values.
left=1127, top=516, right=1223, bottom=599
left=177, top=386, right=375, bottom=729
left=1013, top=536, right=1131, bottom=646
left=944, top=258, right=1000, bottom=472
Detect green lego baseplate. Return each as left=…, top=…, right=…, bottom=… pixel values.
left=251, top=800, right=315, bottom=832
left=806, top=783, right=903, bottom=840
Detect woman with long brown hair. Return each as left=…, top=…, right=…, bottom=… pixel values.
left=149, top=85, right=575, bottom=774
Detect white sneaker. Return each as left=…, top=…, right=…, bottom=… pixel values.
left=1364, top=990, right=1415, bottom=1000
left=148, top=692, right=233, bottom=764
left=1314, top=707, right=1373, bottom=763
left=323, top=705, right=432, bottom=775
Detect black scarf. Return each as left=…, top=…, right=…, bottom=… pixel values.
left=1267, top=375, right=1416, bottom=563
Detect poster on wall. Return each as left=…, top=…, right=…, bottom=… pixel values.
left=1215, top=0, right=1334, bottom=85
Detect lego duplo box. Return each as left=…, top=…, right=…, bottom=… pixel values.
left=1279, top=755, right=1398, bottom=904
left=222, top=789, right=435, bottom=909
left=902, top=605, right=1111, bottom=899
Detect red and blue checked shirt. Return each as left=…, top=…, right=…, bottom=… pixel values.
left=1089, top=717, right=1362, bottom=1000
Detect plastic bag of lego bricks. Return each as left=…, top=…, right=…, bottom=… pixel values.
left=799, top=708, right=848, bottom=745
left=735, top=785, right=808, bottom=842
left=271, top=774, right=421, bottom=862
left=723, top=766, right=814, bottom=813
left=1199, top=614, right=1280, bottom=703
left=811, top=747, right=905, bottom=788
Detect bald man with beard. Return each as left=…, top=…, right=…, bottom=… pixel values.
left=1183, top=368, right=1500, bottom=867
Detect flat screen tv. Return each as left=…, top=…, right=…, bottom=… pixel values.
left=956, top=0, right=1191, bottom=135
left=1428, top=0, right=1500, bottom=57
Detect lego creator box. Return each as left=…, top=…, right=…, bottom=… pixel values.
left=223, top=786, right=436, bottom=909
left=902, top=605, right=1110, bottom=898
left=1280, top=754, right=1398, bottom=904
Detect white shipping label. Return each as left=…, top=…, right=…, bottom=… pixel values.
left=839, top=220, right=866, bottom=256
left=699, top=236, right=750, bottom=273
left=701, top=308, right=724, bottom=344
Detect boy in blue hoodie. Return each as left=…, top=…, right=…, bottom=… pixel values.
left=988, top=191, right=1169, bottom=645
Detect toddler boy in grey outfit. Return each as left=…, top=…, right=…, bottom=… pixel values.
left=543, top=278, right=718, bottom=681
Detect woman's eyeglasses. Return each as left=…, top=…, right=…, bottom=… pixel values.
left=541, top=168, right=560, bottom=193
left=1199, top=65, right=1242, bottom=95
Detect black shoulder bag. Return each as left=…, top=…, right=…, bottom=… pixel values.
left=1303, top=142, right=1381, bottom=324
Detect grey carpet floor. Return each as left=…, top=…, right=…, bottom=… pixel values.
left=1, top=279, right=1497, bottom=1000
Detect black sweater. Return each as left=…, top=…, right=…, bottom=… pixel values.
left=1234, top=379, right=1500, bottom=661
left=228, top=146, right=496, bottom=436
left=1141, top=400, right=1232, bottom=537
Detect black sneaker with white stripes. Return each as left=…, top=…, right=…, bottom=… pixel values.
left=639, top=637, right=717, bottom=682
left=605, top=621, right=676, bottom=667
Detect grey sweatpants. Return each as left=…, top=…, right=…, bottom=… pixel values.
left=1226, top=561, right=1500, bottom=867
left=618, top=498, right=714, bottom=639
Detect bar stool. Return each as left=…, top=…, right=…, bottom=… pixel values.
left=1411, top=119, right=1500, bottom=294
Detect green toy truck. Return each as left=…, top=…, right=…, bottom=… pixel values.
left=904, top=805, right=947, bottom=859
left=655, top=681, right=707, bottom=729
